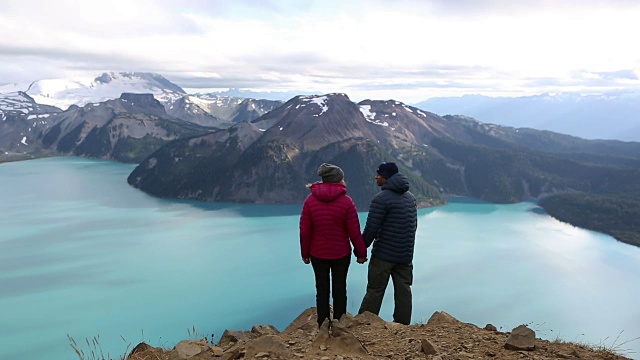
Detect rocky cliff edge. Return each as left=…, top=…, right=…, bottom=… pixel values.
left=126, top=308, right=632, bottom=360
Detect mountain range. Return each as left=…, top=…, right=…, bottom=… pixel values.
left=1, top=72, right=639, bottom=247
left=415, top=92, right=640, bottom=142
left=0, top=73, right=281, bottom=162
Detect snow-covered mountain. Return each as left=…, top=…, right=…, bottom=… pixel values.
left=0, top=72, right=186, bottom=111
left=1, top=93, right=214, bottom=162
left=414, top=91, right=640, bottom=142
left=0, top=91, right=63, bottom=155
left=0, top=73, right=285, bottom=129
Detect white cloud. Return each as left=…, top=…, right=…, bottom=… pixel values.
left=0, top=0, right=639, bottom=103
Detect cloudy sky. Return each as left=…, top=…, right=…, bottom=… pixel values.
left=1, top=0, right=639, bottom=103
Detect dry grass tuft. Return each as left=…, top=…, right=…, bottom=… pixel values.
left=552, top=331, right=640, bottom=359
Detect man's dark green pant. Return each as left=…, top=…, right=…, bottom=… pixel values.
left=358, top=256, right=413, bottom=325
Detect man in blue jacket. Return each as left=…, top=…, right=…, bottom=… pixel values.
left=358, top=162, right=417, bottom=325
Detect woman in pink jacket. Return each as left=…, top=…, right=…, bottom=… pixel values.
left=299, top=163, right=368, bottom=327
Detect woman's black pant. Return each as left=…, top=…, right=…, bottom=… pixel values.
left=310, top=255, right=351, bottom=326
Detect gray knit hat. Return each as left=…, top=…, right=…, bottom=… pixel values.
left=317, top=163, right=344, bottom=183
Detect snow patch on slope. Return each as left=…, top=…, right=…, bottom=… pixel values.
left=359, top=105, right=388, bottom=126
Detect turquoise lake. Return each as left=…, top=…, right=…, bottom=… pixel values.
left=1, top=157, right=639, bottom=360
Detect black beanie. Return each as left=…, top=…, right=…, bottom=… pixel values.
left=376, top=162, right=398, bottom=179
left=317, top=163, right=344, bottom=183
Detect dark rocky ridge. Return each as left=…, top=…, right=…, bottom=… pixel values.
left=127, top=93, right=640, bottom=211
left=35, top=93, right=215, bottom=163
left=128, top=94, right=447, bottom=209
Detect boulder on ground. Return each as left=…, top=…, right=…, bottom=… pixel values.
left=351, top=311, right=387, bottom=329
left=504, top=324, right=536, bottom=351
left=169, top=340, right=209, bottom=360
left=127, top=342, right=164, bottom=360
left=282, top=307, right=319, bottom=334
left=217, top=329, right=253, bottom=350
left=251, top=324, right=280, bottom=336
left=310, top=318, right=368, bottom=355
left=128, top=342, right=153, bottom=356
left=484, top=324, right=498, bottom=331
left=244, top=334, right=291, bottom=358
left=421, top=338, right=439, bottom=355
left=219, top=343, right=244, bottom=360
left=426, top=311, right=461, bottom=326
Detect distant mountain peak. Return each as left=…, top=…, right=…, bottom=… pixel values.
left=0, top=90, right=61, bottom=116
left=207, top=87, right=317, bottom=101
left=94, top=73, right=113, bottom=84
left=297, top=95, right=330, bottom=116
left=8, top=72, right=186, bottom=111
left=164, top=93, right=282, bottom=128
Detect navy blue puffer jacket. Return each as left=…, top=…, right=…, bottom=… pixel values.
left=362, top=173, right=417, bottom=264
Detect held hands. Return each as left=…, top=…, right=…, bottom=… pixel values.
left=303, top=257, right=365, bottom=264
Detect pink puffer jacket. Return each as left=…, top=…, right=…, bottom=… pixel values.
left=299, top=182, right=367, bottom=260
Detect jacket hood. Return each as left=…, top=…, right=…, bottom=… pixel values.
left=310, top=182, right=347, bottom=202
left=381, top=173, right=410, bottom=194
